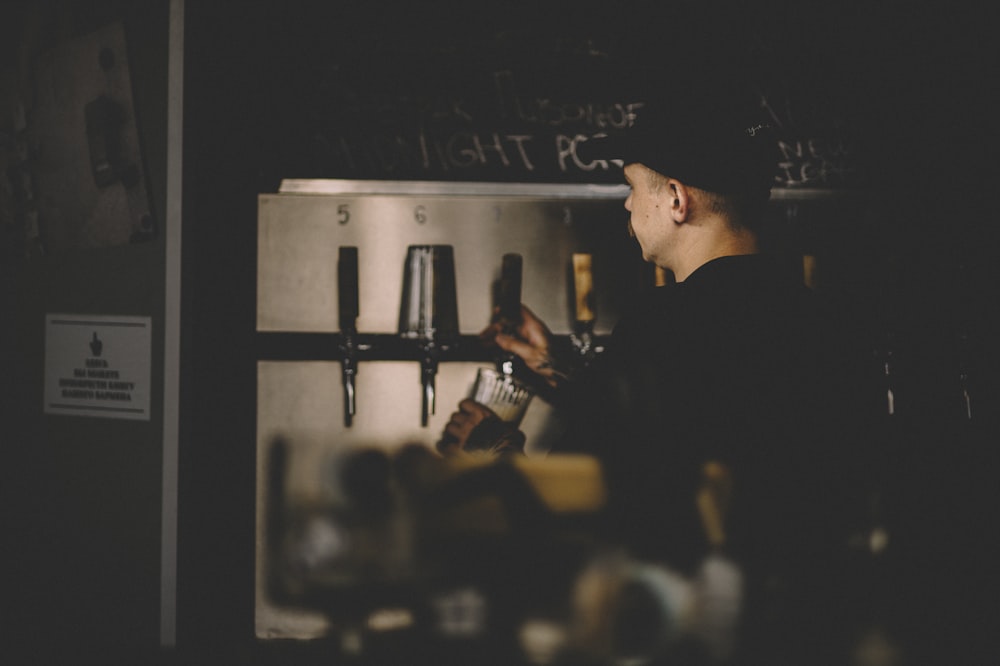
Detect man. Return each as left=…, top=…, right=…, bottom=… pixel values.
left=442, top=91, right=869, bottom=663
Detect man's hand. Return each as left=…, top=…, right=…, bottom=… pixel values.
left=438, top=399, right=498, bottom=454
left=438, top=398, right=526, bottom=456
left=481, top=305, right=565, bottom=388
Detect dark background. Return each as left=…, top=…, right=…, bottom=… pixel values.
left=184, top=2, right=998, bottom=661
left=4, top=1, right=997, bottom=663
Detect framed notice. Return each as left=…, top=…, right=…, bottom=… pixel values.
left=44, top=314, right=152, bottom=420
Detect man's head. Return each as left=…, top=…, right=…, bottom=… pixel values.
left=582, top=88, right=778, bottom=279
left=624, top=162, right=758, bottom=277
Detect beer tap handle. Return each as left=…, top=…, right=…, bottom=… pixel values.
left=399, top=245, right=459, bottom=427
left=342, top=368, right=356, bottom=425
left=421, top=360, right=436, bottom=427
left=571, top=253, right=595, bottom=357
left=338, top=246, right=359, bottom=426
left=338, top=246, right=359, bottom=332
left=498, top=253, right=523, bottom=325
left=496, top=253, right=523, bottom=375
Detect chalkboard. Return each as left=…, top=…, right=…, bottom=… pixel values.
left=224, top=3, right=881, bottom=193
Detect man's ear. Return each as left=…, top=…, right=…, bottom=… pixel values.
left=666, top=179, right=690, bottom=224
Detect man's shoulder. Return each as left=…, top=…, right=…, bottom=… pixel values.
left=612, top=284, right=690, bottom=333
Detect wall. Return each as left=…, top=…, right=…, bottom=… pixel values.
left=3, top=0, right=171, bottom=660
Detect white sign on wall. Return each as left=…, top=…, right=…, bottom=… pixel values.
left=44, top=314, right=152, bottom=421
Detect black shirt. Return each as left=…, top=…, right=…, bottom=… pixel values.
left=552, top=253, right=869, bottom=660
left=553, top=250, right=867, bottom=664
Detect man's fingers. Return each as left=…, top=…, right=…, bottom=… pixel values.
left=443, top=421, right=466, bottom=440
left=518, top=305, right=553, bottom=346
left=445, top=400, right=495, bottom=435
left=494, top=333, right=545, bottom=360
left=458, top=398, right=498, bottom=422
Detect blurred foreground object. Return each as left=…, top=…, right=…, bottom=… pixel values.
left=265, top=440, right=749, bottom=664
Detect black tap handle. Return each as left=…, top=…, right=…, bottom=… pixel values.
left=339, top=246, right=359, bottom=426
left=498, top=253, right=523, bottom=329
left=338, top=246, right=359, bottom=333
